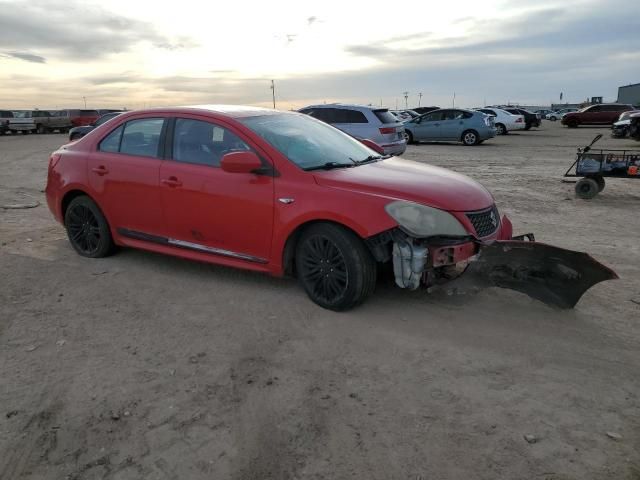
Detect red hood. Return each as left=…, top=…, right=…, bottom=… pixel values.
left=313, top=158, right=494, bottom=212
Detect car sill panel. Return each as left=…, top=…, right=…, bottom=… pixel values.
left=117, top=228, right=268, bottom=264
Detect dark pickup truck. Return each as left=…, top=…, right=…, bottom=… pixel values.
left=562, top=104, right=634, bottom=127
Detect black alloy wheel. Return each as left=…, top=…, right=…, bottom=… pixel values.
left=64, top=196, right=115, bottom=257
left=295, top=223, right=376, bottom=311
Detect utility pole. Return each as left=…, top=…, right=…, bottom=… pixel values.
left=82, top=96, right=87, bottom=108
left=418, top=92, right=422, bottom=107
left=452, top=92, right=456, bottom=108
left=395, top=98, right=398, bottom=110
left=270, top=80, right=276, bottom=109
left=403, top=91, right=409, bottom=109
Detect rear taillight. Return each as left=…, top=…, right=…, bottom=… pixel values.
left=515, top=117, right=523, bottom=123
left=379, top=127, right=396, bottom=134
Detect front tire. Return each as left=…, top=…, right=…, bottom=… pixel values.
left=295, top=223, right=376, bottom=311
left=567, top=120, right=578, bottom=128
left=461, top=129, right=479, bottom=146
left=403, top=130, right=414, bottom=144
left=64, top=196, right=115, bottom=258
left=575, top=178, right=599, bottom=199
left=495, top=123, right=507, bottom=135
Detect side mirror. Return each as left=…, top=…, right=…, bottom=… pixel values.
left=359, top=138, right=385, bottom=155
left=221, top=151, right=263, bottom=174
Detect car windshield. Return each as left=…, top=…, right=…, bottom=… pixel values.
left=240, top=113, right=380, bottom=170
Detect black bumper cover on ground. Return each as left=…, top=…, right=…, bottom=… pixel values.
left=459, top=240, right=618, bottom=308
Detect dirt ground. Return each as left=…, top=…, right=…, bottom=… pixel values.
left=1, top=122, right=639, bottom=480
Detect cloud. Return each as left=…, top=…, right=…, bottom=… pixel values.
left=0, top=0, right=196, bottom=60
left=1, top=51, right=46, bottom=63
left=307, top=16, right=317, bottom=26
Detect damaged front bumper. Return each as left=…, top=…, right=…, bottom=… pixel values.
left=386, top=215, right=618, bottom=309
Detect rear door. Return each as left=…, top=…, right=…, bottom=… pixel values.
left=88, top=116, right=167, bottom=237
left=438, top=110, right=468, bottom=139
left=159, top=116, right=274, bottom=262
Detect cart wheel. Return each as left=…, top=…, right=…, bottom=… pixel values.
left=575, top=178, right=599, bottom=199
left=593, top=176, right=605, bottom=192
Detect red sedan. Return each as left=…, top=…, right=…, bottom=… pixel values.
left=47, top=105, right=609, bottom=310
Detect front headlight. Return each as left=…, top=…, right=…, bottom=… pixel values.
left=384, top=201, right=468, bottom=237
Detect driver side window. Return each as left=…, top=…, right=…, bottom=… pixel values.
left=172, top=118, right=250, bottom=167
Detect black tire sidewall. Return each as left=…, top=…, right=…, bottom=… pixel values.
left=64, top=196, right=115, bottom=258
left=295, top=223, right=376, bottom=311
left=496, top=123, right=506, bottom=135
left=575, top=178, right=599, bottom=199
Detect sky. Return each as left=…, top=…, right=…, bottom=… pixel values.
left=0, top=0, right=638, bottom=110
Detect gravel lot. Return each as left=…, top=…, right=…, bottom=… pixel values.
left=1, top=123, right=639, bottom=480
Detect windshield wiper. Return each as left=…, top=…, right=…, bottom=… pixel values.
left=304, top=161, right=355, bottom=171
left=353, top=154, right=391, bottom=165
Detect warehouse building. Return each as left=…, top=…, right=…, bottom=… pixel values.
left=617, top=83, right=640, bottom=106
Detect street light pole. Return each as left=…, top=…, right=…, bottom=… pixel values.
left=418, top=92, right=422, bottom=107
left=82, top=96, right=87, bottom=108
left=403, top=91, right=409, bottom=109
left=270, top=80, right=276, bottom=109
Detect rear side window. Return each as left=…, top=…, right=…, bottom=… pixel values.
left=99, top=125, right=124, bottom=153
left=99, top=118, right=164, bottom=158
left=423, top=111, right=444, bottom=122
left=0, top=111, right=12, bottom=118
left=373, top=109, right=397, bottom=124
left=336, top=109, right=368, bottom=123
left=80, top=110, right=98, bottom=116
left=120, top=119, right=164, bottom=157
left=480, top=109, right=496, bottom=116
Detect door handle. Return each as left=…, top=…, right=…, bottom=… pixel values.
left=161, top=177, right=182, bottom=187
left=92, top=166, right=109, bottom=176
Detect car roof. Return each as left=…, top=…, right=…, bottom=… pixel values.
left=302, top=103, right=387, bottom=111
left=131, top=104, right=284, bottom=119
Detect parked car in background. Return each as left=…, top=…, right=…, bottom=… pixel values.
left=299, top=104, right=406, bottom=156
left=9, top=109, right=73, bottom=134
left=503, top=108, right=541, bottom=130
left=0, top=110, right=13, bottom=134
left=390, top=110, right=413, bottom=121
left=52, top=109, right=100, bottom=128
left=535, top=109, right=554, bottom=118
left=69, top=111, right=124, bottom=141
left=546, top=109, right=578, bottom=121
left=97, top=109, right=124, bottom=115
left=630, top=114, right=640, bottom=141
left=562, top=104, right=634, bottom=128
left=391, top=109, right=419, bottom=120
left=412, top=106, right=440, bottom=115
left=403, top=108, right=495, bottom=146
left=475, top=108, right=524, bottom=135
left=611, top=110, right=640, bottom=138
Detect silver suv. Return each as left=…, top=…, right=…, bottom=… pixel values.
left=299, top=104, right=406, bottom=156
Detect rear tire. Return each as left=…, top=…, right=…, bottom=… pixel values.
left=495, top=123, right=507, bottom=135
left=295, top=223, right=376, bottom=311
left=575, top=178, right=599, bottom=199
left=64, top=196, right=115, bottom=258
left=461, top=129, right=479, bottom=146
left=36, top=124, right=46, bottom=134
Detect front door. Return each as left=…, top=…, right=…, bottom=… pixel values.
left=159, top=116, right=274, bottom=263
left=88, top=117, right=167, bottom=237
left=413, top=111, right=444, bottom=141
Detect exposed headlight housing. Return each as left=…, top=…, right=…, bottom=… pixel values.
left=384, top=201, right=468, bottom=238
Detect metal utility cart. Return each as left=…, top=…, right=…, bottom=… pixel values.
left=564, top=134, right=640, bottom=199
